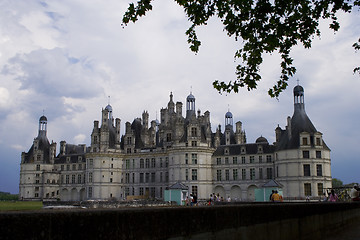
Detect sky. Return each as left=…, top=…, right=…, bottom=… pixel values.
left=0, top=1, right=359, bottom=194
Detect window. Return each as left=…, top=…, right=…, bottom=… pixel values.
left=111, top=164, right=114, bottom=168
left=191, top=154, right=197, bottom=164
left=88, top=159, right=93, bottom=168
left=66, top=175, right=70, bottom=184
left=127, top=148, right=132, bottom=153
left=151, top=158, right=156, bottom=168
left=185, top=169, right=188, bottom=181
left=160, top=187, right=163, bottom=198
left=217, top=170, right=222, bottom=181
left=191, top=127, right=197, bottom=137
left=233, top=169, right=238, bottom=180
left=146, top=158, right=150, bottom=168
left=191, top=141, right=197, bottom=147
left=241, top=169, right=246, bottom=180
left=259, top=168, right=263, bottom=179
left=166, top=133, right=172, bottom=142
left=71, top=175, right=75, bottom=184
left=316, top=164, right=322, bottom=176
left=185, top=154, right=188, bottom=164
left=250, top=168, right=255, bottom=180
left=160, top=158, right=163, bottom=167
left=72, top=164, right=76, bottom=171
left=303, top=164, right=311, bottom=176
left=216, top=158, right=221, bottom=165
left=140, top=159, right=144, bottom=168
left=160, top=172, right=163, bottom=182
left=258, top=156, right=263, bottom=163
left=225, top=169, right=230, bottom=181
left=151, top=173, right=155, bottom=182
left=88, top=187, right=93, bottom=198
left=317, top=183, right=323, bottom=196
left=225, top=157, right=229, bottom=164
left=35, top=179, right=40, bottom=184
left=78, top=164, right=82, bottom=170
left=165, top=157, right=169, bottom=167
left=110, top=178, right=113, bottom=183
left=233, top=157, right=238, bottom=164
left=191, top=186, right=198, bottom=196
left=61, top=165, right=64, bottom=171
left=250, top=156, right=254, bottom=163
left=192, top=169, right=198, bottom=180
left=93, top=136, right=98, bottom=143
left=61, top=175, right=64, bottom=184
left=150, top=187, right=155, bottom=198
left=126, top=159, right=130, bottom=169
left=36, top=165, right=40, bottom=171
left=66, top=165, right=70, bottom=171
left=78, top=174, right=82, bottom=184
left=127, top=137, right=132, bottom=145
left=266, top=168, right=273, bottom=179
left=302, top=137, right=308, bottom=145
left=241, top=156, right=246, bottom=164
left=145, top=173, right=150, bottom=183
left=139, top=187, right=144, bottom=196
left=165, top=172, right=169, bottom=182
left=316, top=137, right=321, bottom=146
left=266, top=155, right=272, bottom=163
left=35, top=193, right=39, bottom=198
left=316, top=151, right=322, bottom=159
left=125, top=173, right=130, bottom=183
left=88, top=173, right=92, bottom=183
left=304, top=183, right=311, bottom=196
left=303, top=151, right=310, bottom=159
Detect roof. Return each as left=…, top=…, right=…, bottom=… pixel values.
left=169, top=182, right=188, bottom=190
left=262, top=179, right=283, bottom=188
left=213, top=142, right=275, bottom=156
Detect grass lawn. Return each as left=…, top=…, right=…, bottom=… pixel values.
left=0, top=201, right=43, bottom=211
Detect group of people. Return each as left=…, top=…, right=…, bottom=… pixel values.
left=185, top=194, right=198, bottom=206
left=269, top=190, right=283, bottom=202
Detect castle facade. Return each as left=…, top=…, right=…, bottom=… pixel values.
left=19, top=85, right=332, bottom=201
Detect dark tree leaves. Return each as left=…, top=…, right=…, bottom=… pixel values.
left=122, top=0, right=359, bottom=98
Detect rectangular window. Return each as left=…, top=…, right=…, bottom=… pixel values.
left=165, top=172, right=169, bottom=182
left=160, top=187, right=163, bottom=198
left=217, top=158, right=221, bottom=165
left=241, top=156, right=246, bottom=164
left=185, top=154, right=188, bottom=164
left=259, top=168, right=263, bottom=179
left=160, top=172, right=163, bottom=182
left=160, top=158, right=163, bottom=167
left=217, top=170, right=222, bottom=181
left=132, top=173, right=135, bottom=183
left=192, top=169, right=198, bottom=181
left=258, top=156, right=263, bottom=163
left=250, top=156, right=254, bottom=163
left=225, top=157, right=229, bottom=165
left=266, top=155, right=272, bottom=163
left=302, top=137, right=308, bottom=145
left=185, top=169, right=188, bottom=181
left=151, top=172, right=155, bottom=182
left=225, top=169, right=230, bottom=181
left=61, top=165, right=64, bottom=171
left=78, top=164, right=82, bottom=170
left=303, top=151, right=310, bottom=159
left=140, top=159, right=144, bottom=168
left=125, top=173, right=130, bottom=183
left=166, top=133, right=172, bottom=142
left=191, top=127, right=197, bottom=137
left=65, top=175, right=70, bottom=184
left=242, top=169, right=246, bottom=180
left=191, top=141, right=197, bottom=147
left=88, top=173, right=92, bottom=183
left=316, top=137, right=321, bottom=146
left=139, top=187, right=144, bottom=196
left=77, top=174, right=82, bottom=184
left=146, top=158, right=150, bottom=168
left=192, top=186, right=198, bottom=196
left=250, top=168, right=255, bottom=180
left=127, top=137, right=132, bottom=145
left=126, top=159, right=130, bottom=169
left=145, top=173, right=150, bottom=183
left=165, top=157, right=169, bottom=167
left=88, top=187, right=93, bottom=198
left=266, top=168, right=273, bottom=179
left=316, top=164, right=322, bottom=176
left=151, top=158, right=156, bottom=168
left=304, top=183, right=311, bottom=196
left=317, top=183, right=323, bottom=196
left=191, top=153, right=197, bottom=164
left=88, top=159, right=93, bottom=168
left=72, top=164, right=76, bottom=171
left=124, top=187, right=129, bottom=197
left=36, top=164, right=40, bottom=171
left=233, top=157, right=238, bottom=164
left=233, top=169, right=238, bottom=180
left=303, top=164, right=311, bottom=176
left=316, top=151, right=322, bottom=159
left=61, top=175, right=64, bottom=184
left=110, top=178, right=113, bottom=183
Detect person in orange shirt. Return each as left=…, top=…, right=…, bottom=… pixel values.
left=271, top=190, right=281, bottom=202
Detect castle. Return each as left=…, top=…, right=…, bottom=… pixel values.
left=19, top=85, right=332, bottom=201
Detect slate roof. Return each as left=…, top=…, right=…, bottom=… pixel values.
left=213, top=142, right=276, bottom=156
left=23, top=132, right=50, bottom=164
left=169, top=182, right=188, bottom=190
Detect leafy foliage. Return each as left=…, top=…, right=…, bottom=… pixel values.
left=332, top=178, right=344, bottom=188
left=122, top=0, right=360, bottom=97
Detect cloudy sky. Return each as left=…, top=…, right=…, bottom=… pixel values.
left=0, top=1, right=359, bottom=194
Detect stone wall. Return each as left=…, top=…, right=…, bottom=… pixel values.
left=1, top=202, right=360, bottom=240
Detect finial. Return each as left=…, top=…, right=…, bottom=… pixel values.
left=228, top=104, right=230, bottom=112
left=296, top=79, right=300, bottom=86
left=108, top=96, right=111, bottom=105
left=190, top=86, right=192, bottom=94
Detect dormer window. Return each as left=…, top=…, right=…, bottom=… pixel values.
left=191, top=127, right=197, bottom=137
left=166, top=133, right=172, bottom=142
left=241, top=147, right=246, bottom=154
left=66, top=157, right=70, bottom=163
left=224, top=148, right=229, bottom=155
left=316, top=137, right=321, bottom=146
left=302, top=137, right=308, bottom=145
